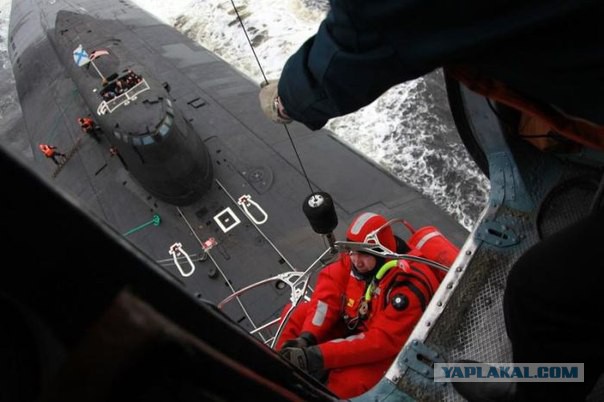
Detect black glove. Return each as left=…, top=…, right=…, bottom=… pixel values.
left=280, top=346, right=324, bottom=374
left=280, top=347, right=309, bottom=371
left=280, top=332, right=317, bottom=349
left=281, top=338, right=308, bottom=349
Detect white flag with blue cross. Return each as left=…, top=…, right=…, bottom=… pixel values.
left=73, top=44, right=90, bottom=67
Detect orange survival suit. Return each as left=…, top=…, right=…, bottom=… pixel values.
left=277, top=213, right=456, bottom=398
left=78, top=117, right=95, bottom=133
left=39, top=144, right=55, bottom=157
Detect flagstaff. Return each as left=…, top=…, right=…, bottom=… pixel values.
left=88, top=59, right=105, bottom=81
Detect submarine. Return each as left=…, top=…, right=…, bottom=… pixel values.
left=2, top=0, right=467, bottom=400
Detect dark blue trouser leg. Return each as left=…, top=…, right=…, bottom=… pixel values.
left=504, top=209, right=604, bottom=401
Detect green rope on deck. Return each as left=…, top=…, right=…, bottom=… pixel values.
left=123, top=214, right=162, bottom=237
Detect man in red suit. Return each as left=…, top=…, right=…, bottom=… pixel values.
left=277, top=212, right=445, bottom=398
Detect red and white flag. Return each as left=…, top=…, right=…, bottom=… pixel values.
left=90, top=49, right=110, bottom=61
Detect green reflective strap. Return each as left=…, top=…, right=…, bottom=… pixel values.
left=364, top=260, right=398, bottom=301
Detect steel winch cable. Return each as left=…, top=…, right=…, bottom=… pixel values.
left=229, top=0, right=315, bottom=195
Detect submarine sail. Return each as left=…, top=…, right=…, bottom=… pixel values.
left=52, top=11, right=212, bottom=205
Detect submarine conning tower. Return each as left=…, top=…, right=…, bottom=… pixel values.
left=52, top=11, right=212, bottom=206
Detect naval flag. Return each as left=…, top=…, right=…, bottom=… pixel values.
left=73, top=44, right=90, bottom=67
left=90, top=49, right=110, bottom=61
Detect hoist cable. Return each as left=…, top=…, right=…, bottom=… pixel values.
left=229, top=0, right=314, bottom=195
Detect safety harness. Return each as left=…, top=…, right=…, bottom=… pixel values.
left=345, top=260, right=439, bottom=330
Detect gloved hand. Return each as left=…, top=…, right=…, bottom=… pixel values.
left=280, top=346, right=324, bottom=373
left=258, top=79, right=292, bottom=124
left=281, top=337, right=308, bottom=349
left=280, top=332, right=316, bottom=349
left=280, top=347, right=309, bottom=371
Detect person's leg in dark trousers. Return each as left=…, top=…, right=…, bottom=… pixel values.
left=504, top=208, right=604, bottom=401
